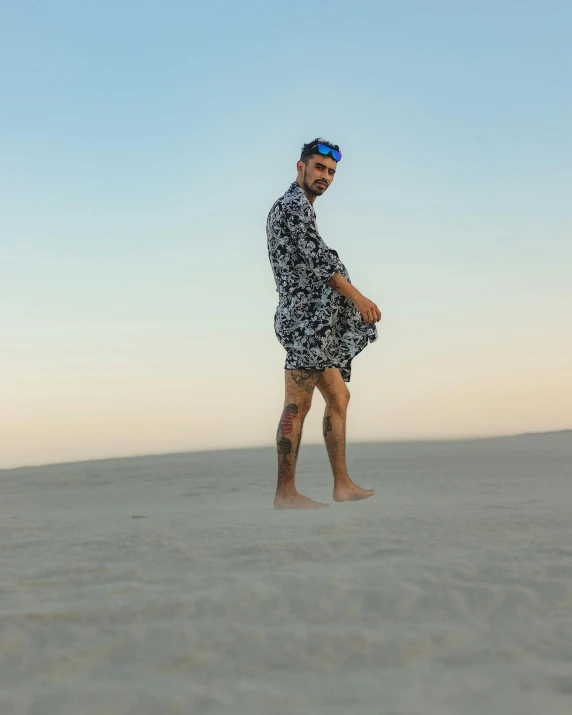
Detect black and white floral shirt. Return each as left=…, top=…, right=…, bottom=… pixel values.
left=266, top=181, right=377, bottom=382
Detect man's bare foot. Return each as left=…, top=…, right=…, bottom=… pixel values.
left=333, top=482, right=375, bottom=502
left=274, top=491, right=329, bottom=509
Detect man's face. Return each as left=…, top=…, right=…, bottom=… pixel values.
left=297, top=153, right=337, bottom=197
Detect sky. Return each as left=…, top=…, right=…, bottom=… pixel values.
left=1, top=0, right=571, bottom=468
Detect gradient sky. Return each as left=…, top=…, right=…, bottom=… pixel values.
left=2, top=0, right=571, bottom=468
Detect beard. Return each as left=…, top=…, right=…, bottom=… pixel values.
left=302, top=168, right=327, bottom=196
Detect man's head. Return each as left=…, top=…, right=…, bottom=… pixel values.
left=296, top=138, right=342, bottom=200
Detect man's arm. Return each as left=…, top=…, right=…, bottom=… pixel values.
left=284, top=204, right=382, bottom=326
left=328, top=272, right=382, bottom=325
left=327, top=272, right=360, bottom=302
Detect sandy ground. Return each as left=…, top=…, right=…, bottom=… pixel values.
left=1, top=432, right=572, bottom=715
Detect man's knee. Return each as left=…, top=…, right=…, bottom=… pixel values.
left=297, top=399, right=313, bottom=417
left=328, top=388, right=350, bottom=412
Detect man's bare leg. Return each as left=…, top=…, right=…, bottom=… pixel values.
left=316, top=368, right=375, bottom=502
left=274, top=368, right=328, bottom=509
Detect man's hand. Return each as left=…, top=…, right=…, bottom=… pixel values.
left=353, top=295, right=382, bottom=325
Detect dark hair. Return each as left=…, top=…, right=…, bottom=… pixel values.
left=300, top=137, right=341, bottom=164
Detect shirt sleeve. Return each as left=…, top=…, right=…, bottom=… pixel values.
left=285, top=210, right=341, bottom=283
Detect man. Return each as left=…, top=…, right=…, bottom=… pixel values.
left=266, top=138, right=382, bottom=509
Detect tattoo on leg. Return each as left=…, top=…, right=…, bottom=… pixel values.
left=323, top=414, right=332, bottom=439
left=278, top=403, right=298, bottom=438
left=276, top=402, right=305, bottom=489
left=293, top=431, right=302, bottom=461
left=277, top=437, right=292, bottom=457
left=277, top=436, right=293, bottom=488
left=322, top=407, right=348, bottom=480
left=290, top=368, right=319, bottom=394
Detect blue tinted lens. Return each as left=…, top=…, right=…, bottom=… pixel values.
left=317, top=143, right=342, bottom=162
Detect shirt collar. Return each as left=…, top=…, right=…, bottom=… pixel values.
left=287, top=181, right=313, bottom=208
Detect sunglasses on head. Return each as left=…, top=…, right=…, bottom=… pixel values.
left=315, top=143, right=342, bottom=162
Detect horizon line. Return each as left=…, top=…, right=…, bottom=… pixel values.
left=1, top=428, right=570, bottom=473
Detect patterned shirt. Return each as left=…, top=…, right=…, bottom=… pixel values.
left=266, top=181, right=377, bottom=382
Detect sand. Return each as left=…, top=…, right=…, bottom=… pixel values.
left=1, top=431, right=572, bottom=714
